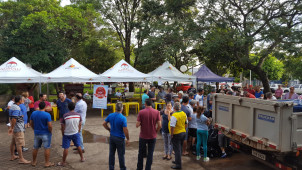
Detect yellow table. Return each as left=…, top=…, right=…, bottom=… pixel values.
left=52, top=106, right=58, bottom=121
left=122, top=103, right=129, bottom=116
left=126, top=102, right=140, bottom=115
left=0, top=108, right=3, bottom=112
left=155, top=102, right=165, bottom=110
left=101, top=103, right=116, bottom=118
left=110, top=97, right=121, bottom=103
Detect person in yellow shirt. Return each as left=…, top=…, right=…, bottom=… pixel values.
left=170, top=102, right=187, bottom=169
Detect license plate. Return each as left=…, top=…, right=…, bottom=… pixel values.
left=252, top=149, right=266, bottom=161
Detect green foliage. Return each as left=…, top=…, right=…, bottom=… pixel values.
left=0, top=0, right=99, bottom=72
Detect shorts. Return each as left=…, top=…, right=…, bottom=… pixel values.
left=34, top=133, right=52, bottom=149
left=185, top=127, right=189, bottom=140
left=62, top=133, right=81, bottom=149
left=12, top=132, right=25, bottom=147
left=188, top=128, right=197, bottom=138
left=218, top=133, right=229, bottom=148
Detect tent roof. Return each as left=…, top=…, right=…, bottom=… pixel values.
left=42, top=58, right=99, bottom=82
left=194, top=65, right=234, bottom=82
left=148, top=61, right=195, bottom=83
left=100, top=59, right=151, bottom=82
left=0, top=57, right=41, bottom=83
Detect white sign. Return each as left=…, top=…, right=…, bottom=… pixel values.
left=93, top=85, right=108, bottom=109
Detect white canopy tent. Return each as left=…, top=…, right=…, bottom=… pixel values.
left=42, top=58, right=99, bottom=83
left=0, top=57, right=42, bottom=83
left=99, top=59, right=152, bottom=82
left=148, top=61, right=196, bottom=84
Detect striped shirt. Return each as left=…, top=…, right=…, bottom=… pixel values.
left=61, top=111, right=82, bottom=135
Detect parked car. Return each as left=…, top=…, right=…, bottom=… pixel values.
left=293, top=84, right=302, bottom=94
left=176, top=83, right=191, bottom=92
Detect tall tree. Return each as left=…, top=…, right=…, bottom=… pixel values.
left=198, top=0, right=302, bottom=92
left=0, top=0, right=97, bottom=72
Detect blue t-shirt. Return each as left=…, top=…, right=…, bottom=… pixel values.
left=196, top=114, right=208, bottom=131
left=19, top=104, right=28, bottom=124
left=142, top=93, right=149, bottom=105
left=30, top=111, right=52, bottom=135
left=105, top=112, right=127, bottom=139
left=57, top=98, right=72, bottom=118
left=255, top=91, right=263, bottom=98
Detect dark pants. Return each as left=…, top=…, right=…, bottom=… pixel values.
left=5, top=109, right=9, bottom=124
left=109, top=135, right=126, bottom=170
left=172, top=132, right=186, bottom=168
left=137, top=138, right=156, bottom=170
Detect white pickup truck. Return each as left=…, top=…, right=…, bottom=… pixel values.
left=292, top=84, right=302, bottom=94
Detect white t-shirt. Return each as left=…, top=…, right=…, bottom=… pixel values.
left=7, top=100, right=14, bottom=107
left=108, top=87, right=112, bottom=95
left=195, top=94, right=204, bottom=106
left=124, top=87, right=129, bottom=92
left=116, top=92, right=122, bottom=97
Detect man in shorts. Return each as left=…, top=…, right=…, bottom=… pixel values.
left=30, top=101, right=54, bottom=167
left=58, top=102, right=85, bottom=166
left=8, top=95, right=31, bottom=164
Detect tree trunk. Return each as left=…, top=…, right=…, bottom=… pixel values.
left=253, top=68, right=271, bottom=94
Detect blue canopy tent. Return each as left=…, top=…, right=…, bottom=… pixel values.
left=194, top=65, right=234, bottom=83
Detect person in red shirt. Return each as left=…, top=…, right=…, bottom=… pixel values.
left=243, top=91, right=256, bottom=98
left=34, top=94, right=52, bottom=112
left=247, top=85, right=255, bottom=95
left=136, top=99, right=161, bottom=170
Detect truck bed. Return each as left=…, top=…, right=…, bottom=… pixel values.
left=212, top=94, right=302, bottom=153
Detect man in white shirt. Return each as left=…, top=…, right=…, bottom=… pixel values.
left=115, top=90, right=122, bottom=97
left=74, top=93, right=87, bottom=153
left=195, top=89, right=204, bottom=106
left=108, top=85, right=112, bottom=95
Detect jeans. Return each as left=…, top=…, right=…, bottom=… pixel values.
left=171, top=132, right=186, bottom=168
left=162, top=132, right=172, bottom=156
left=79, top=122, right=85, bottom=150
left=137, top=138, right=156, bottom=170
left=196, top=130, right=208, bottom=158
left=33, top=133, right=52, bottom=149
left=109, top=135, right=126, bottom=170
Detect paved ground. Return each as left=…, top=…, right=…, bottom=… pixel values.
left=0, top=108, right=274, bottom=170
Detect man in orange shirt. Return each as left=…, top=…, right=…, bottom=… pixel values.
left=243, top=91, right=256, bottom=98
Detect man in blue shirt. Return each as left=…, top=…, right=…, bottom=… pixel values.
left=142, top=90, right=149, bottom=109
left=30, top=102, right=53, bottom=167
left=56, top=91, right=72, bottom=120
left=103, top=102, right=130, bottom=170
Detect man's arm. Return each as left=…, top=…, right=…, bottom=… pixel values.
left=30, top=120, right=34, bottom=130
left=45, top=106, right=52, bottom=112
left=156, top=120, right=162, bottom=132
left=136, top=121, right=141, bottom=128
left=123, top=127, right=130, bottom=146
left=78, top=122, right=82, bottom=133
left=103, top=121, right=111, bottom=132
left=61, top=124, right=65, bottom=136
left=8, top=118, right=16, bottom=135
left=47, top=121, right=52, bottom=133
left=188, top=116, right=192, bottom=121
left=170, top=127, right=175, bottom=138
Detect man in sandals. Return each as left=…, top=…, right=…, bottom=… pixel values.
left=8, top=95, right=31, bottom=164
left=30, top=101, right=53, bottom=167
left=58, top=102, right=85, bottom=166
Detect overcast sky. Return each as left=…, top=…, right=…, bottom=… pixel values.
left=60, top=0, right=71, bottom=6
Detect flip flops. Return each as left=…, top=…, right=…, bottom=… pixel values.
left=44, top=162, right=55, bottom=168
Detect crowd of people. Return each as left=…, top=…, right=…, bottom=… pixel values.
left=6, top=82, right=297, bottom=169
left=6, top=91, right=87, bottom=167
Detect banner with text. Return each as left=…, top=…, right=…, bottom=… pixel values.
left=93, top=85, right=108, bottom=109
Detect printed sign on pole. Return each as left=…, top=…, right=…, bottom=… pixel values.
left=93, top=85, right=108, bottom=109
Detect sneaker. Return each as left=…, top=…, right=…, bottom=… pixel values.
left=221, top=153, right=227, bottom=158
left=22, top=147, right=29, bottom=152
left=196, top=156, right=201, bottom=160
left=203, top=157, right=210, bottom=162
